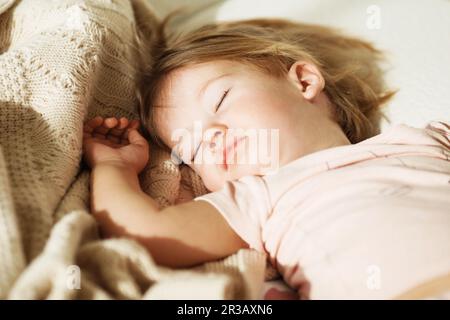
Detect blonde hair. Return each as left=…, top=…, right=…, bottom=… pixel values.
left=137, top=18, right=395, bottom=144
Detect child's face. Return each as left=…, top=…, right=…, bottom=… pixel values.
left=153, top=60, right=345, bottom=191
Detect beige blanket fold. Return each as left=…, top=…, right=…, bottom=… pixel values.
left=0, top=0, right=266, bottom=299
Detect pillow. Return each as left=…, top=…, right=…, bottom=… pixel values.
left=0, top=0, right=15, bottom=15
left=147, top=0, right=450, bottom=131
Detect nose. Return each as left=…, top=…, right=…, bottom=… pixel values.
left=209, top=130, right=223, bottom=148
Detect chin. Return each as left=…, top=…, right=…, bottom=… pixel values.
left=204, top=180, right=224, bottom=192
left=202, top=172, right=240, bottom=192
left=201, top=164, right=262, bottom=192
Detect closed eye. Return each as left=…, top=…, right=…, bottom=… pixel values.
left=215, top=89, right=230, bottom=112
left=189, top=89, right=230, bottom=162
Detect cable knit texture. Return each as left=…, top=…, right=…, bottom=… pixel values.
left=0, top=0, right=266, bottom=299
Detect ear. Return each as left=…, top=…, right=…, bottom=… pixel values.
left=288, top=61, right=325, bottom=101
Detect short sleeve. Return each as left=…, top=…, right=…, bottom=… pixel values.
left=194, top=175, right=271, bottom=252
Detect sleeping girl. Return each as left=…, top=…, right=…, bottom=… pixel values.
left=82, top=19, right=450, bottom=299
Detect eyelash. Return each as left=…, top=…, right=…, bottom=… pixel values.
left=215, top=89, right=230, bottom=112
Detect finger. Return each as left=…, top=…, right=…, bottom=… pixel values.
left=118, top=117, right=129, bottom=129
left=84, top=116, right=103, bottom=133
left=96, top=117, right=118, bottom=135
left=127, top=129, right=148, bottom=147
left=121, top=120, right=141, bottom=141
left=104, top=117, right=119, bottom=128
left=129, top=120, right=140, bottom=130
left=109, top=117, right=129, bottom=138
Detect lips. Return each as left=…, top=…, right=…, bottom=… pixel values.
left=222, top=136, right=246, bottom=169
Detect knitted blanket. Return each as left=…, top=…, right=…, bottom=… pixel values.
left=0, top=0, right=266, bottom=299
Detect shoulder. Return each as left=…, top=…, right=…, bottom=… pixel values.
left=360, top=121, right=449, bottom=148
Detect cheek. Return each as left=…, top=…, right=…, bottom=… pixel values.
left=231, top=90, right=297, bottom=129
left=196, top=166, right=225, bottom=192
left=256, top=95, right=303, bottom=133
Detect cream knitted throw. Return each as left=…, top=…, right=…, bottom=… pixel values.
left=0, top=0, right=267, bottom=299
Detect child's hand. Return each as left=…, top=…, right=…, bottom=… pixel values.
left=82, top=116, right=149, bottom=174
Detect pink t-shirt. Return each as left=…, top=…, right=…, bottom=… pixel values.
left=195, top=122, right=450, bottom=299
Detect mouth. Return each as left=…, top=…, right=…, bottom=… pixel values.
left=222, top=136, right=246, bottom=170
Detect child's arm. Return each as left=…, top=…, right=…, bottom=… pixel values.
left=83, top=117, right=248, bottom=268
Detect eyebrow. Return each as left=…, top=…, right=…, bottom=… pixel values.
left=198, top=73, right=232, bottom=99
